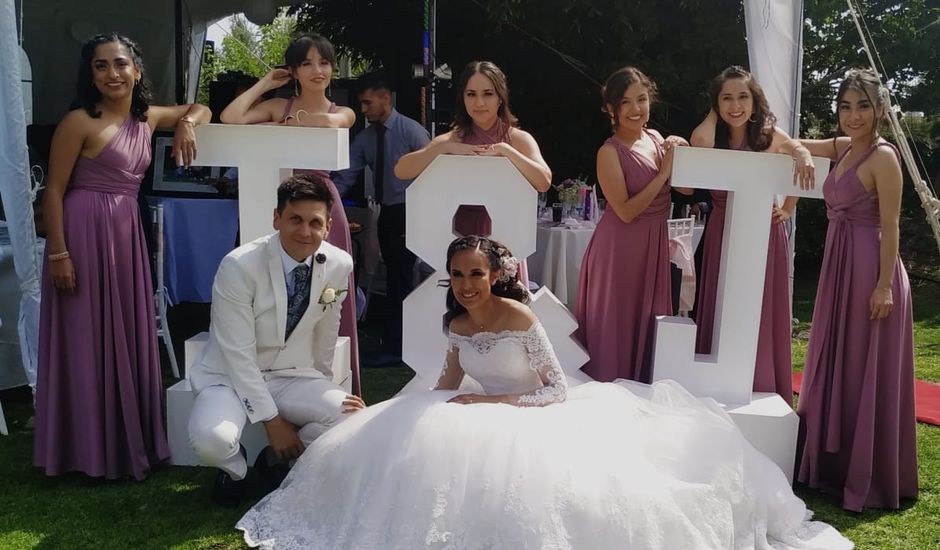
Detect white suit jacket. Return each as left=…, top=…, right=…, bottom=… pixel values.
left=189, top=233, right=353, bottom=424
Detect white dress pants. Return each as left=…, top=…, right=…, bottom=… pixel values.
left=188, top=377, right=349, bottom=480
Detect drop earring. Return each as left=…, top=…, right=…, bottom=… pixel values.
left=294, top=79, right=299, bottom=96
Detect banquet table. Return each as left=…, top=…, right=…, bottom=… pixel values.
left=147, top=196, right=239, bottom=304
left=528, top=217, right=704, bottom=307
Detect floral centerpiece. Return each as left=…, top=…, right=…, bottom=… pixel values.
left=555, top=177, right=588, bottom=206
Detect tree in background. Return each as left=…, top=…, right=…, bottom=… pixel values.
left=286, top=0, right=939, bottom=270
left=196, top=12, right=297, bottom=104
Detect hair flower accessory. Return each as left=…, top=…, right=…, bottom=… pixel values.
left=499, top=256, right=520, bottom=282
left=315, top=253, right=327, bottom=264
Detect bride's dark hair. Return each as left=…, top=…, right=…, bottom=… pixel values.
left=441, top=235, right=529, bottom=327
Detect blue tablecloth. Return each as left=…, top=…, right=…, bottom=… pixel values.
left=149, top=197, right=238, bottom=303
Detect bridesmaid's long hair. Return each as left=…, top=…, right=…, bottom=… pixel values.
left=835, top=68, right=889, bottom=138
left=452, top=61, right=518, bottom=140
left=441, top=236, right=529, bottom=328
left=73, top=33, right=152, bottom=122
left=709, top=66, right=775, bottom=152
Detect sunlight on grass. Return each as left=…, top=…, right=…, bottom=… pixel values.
left=0, top=532, right=45, bottom=547
left=167, top=481, right=202, bottom=494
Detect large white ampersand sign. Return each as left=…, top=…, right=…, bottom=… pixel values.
left=193, top=124, right=349, bottom=243
left=403, top=155, right=590, bottom=388
left=651, top=146, right=826, bottom=404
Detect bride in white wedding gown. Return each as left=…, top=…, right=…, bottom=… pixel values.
left=238, top=236, right=852, bottom=550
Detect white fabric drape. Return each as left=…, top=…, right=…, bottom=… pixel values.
left=0, top=0, right=41, bottom=389
left=744, top=0, right=804, bottom=302
left=744, top=0, right=804, bottom=136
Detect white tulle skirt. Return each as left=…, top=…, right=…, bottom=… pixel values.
left=238, top=380, right=852, bottom=550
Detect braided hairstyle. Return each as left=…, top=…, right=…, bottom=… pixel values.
left=441, top=235, right=529, bottom=327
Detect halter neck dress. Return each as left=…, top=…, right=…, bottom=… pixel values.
left=457, top=119, right=530, bottom=287
left=796, top=140, right=918, bottom=511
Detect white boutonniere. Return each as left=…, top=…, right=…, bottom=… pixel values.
left=318, top=286, right=348, bottom=311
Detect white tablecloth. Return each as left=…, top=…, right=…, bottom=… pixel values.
left=528, top=218, right=704, bottom=307
left=528, top=221, right=595, bottom=306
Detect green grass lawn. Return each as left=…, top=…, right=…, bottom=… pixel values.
left=0, top=282, right=937, bottom=549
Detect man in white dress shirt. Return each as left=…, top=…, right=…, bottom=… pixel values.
left=188, top=174, right=365, bottom=506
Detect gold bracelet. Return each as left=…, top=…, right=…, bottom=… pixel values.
left=48, top=251, right=70, bottom=262
left=179, top=115, right=197, bottom=126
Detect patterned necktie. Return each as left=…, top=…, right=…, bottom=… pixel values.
left=286, top=264, right=311, bottom=340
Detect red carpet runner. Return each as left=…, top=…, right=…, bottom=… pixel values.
left=793, top=372, right=940, bottom=426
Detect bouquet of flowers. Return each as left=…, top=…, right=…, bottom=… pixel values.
left=555, top=177, right=588, bottom=206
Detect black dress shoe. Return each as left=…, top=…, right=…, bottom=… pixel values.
left=211, top=446, right=248, bottom=508
left=254, top=446, right=290, bottom=493
left=211, top=470, right=248, bottom=508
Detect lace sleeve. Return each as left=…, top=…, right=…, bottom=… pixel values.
left=433, top=334, right=465, bottom=390
left=507, top=323, right=567, bottom=407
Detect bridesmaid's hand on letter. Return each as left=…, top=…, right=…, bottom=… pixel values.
left=663, top=135, right=689, bottom=151
left=869, top=287, right=893, bottom=320
left=172, top=119, right=198, bottom=167
left=791, top=145, right=815, bottom=191
left=445, top=142, right=481, bottom=156
left=658, top=144, right=676, bottom=181
left=473, top=142, right=511, bottom=157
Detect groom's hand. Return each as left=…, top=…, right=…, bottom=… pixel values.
left=263, top=415, right=305, bottom=461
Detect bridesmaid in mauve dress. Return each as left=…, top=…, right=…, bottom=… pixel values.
left=35, top=33, right=211, bottom=480
left=220, top=34, right=362, bottom=394
left=689, top=66, right=812, bottom=403
left=795, top=69, right=917, bottom=512
left=574, top=67, right=684, bottom=383
left=395, top=61, right=553, bottom=286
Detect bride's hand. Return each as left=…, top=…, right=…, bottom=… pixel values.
left=448, top=393, right=497, bottom=405
left=342, top=394, right=366, bottom=413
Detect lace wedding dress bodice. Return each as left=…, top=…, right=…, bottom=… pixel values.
left=438, top=322, right=567, bottom=406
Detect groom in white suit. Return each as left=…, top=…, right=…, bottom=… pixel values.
left=188, top=174, right=364, bottom=506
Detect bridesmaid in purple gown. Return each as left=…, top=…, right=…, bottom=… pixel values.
left=574, top=67, right=687, bottom=383
left=395, top=61, right=551, bottom=284
left=221, top=34, right=363, bottom=395
left=35, top=33, right=211, bottom=480
left=689, top=66, right=812, bottom=403
left=794, top=69, right=918, bottom=512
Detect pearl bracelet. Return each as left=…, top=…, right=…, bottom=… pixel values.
left=48, top=251, right=70, bottom=262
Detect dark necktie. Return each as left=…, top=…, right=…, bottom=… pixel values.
left=374, top=124, right=387, bottom=204
left=286, top=264, right=311, bottom=339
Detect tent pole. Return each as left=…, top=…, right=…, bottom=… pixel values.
left=174, top=0, right=185, bottom=104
